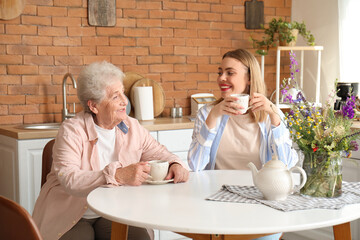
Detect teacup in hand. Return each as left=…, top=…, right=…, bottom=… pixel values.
left=148, top=160, right=169, bottom=181
left=231, top=93, right=251, bottom=114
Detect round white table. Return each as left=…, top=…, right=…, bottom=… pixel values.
left=87, top=170, right=360, bottom=240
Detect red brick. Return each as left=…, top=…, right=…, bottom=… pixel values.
left=150, top=10, right=174, bottom=19
left=68, top=8, right=87, bottom=17
left=21, top=16, right=51, bottom=26
left=96, top=27, right=124, bottom=36
left=198, top=30, right=221, bottom=38
left=0, top=95, right=25, bottom=104
left=68, top=46, right=96, bottom=55
left=198, top=64, right=217, bottom=73
left=123, top=9, right=149, bottom=18
left=53, top=37, right=81, bottom=46
left=199, top=12, right=221, bottom=21
left=83, top=56, right=111, bottom=64
left=175, top=11, right=199, bottom=20
left=22, top=4, right=37, bottom=15
left=136, top=38, right=160, bottom=46
left=6, top=25, right=37, bottom=35
left=68, top=27, right=96, bottom=36
left=0, top=55, right=22, bottom=64
left=210, top=4, right=233, bottom=13
left=39, top=66, right=68, bottom=75
left=38, top=6, right=67, bottom=16
left=0, top=75, right=21, bottom=84
left=97, top=46, right=123, bottom=55
left=162, top=38, right=185, bottom=46
left=137, top=19, right=161, bottom=28
left=174, top=64, right=197, bottom=73
left=7, top=45, right=37, bottom=55
left=185, top=73, right=209, bottom=82
left=117, top=0, right=136, bottom=8
left=8, top=85, right=39, bottom=95
left=186, top=39, right=209, bottom=47
left=137, top=56, right=162, bottom=64
left=276, top=7, right=291, bottom=16
left=150, top=64, right=173, bottom=73
left=187, top=56, right=209, bottom=64
left=188, top=3, right=210, bottom=12
left=174, top=29, right=197, bottom=38
left=9, top=104, right=39, bottom=114
left=110, top=37, right=136, bottom=46
left=53, top=17, right=82, bottom=27
left=209, top=22, right=232, bottom=30
left=39, top=46, right=68, bottom=56
left=22, top=75, right=52, bottom=85
left=23, top=36, right=52, bottom=45
left=124, top=47, right=148, bottom=56
left=0, top=115, right=23, bottom=125
left=39, top=103, right=62, bottom=113
left=161, top=73, right=185, bottom=82
left=26, top=0, right=52, bottom=5
left=24, top=56, right=53, bottom=65
left=82, top=36, right=109, bottom=46
left=175, top=81, right=197, bottom=90
left=149, top=46, right=173, bottom=55
left=174, top=46, right=197, bottom=56
left=198, top=81, right=219, bottom=90
left=8, top=65, right=38, bottom=75
left=38, top=26, right=67, bottom=36
left=162, top=19, right=187, bottom=28
left=24, top=114, right=56, bottom=124
left=136, top=1, right=161, bottom=9
left=163, top=1, right=186, bottom=11
left=55, top=56, right=83, bottom=66
left=0, top=105, right=8, bottom=115
left=186, top=21, right=210, bottom=29
left=122, top=65, right=148, bottom=74
left=124, top=28, right=149, bottom=37
left=54, top=0, right=82, bottom=7
left=223, top=13, right=244, bottom=23
left=0, top=34, right=21, bottom=44
left=264, top=0, right=286, bottom=8
left=163, top=56, right=186, bottom=64
left=116, top=19, right=136, bottom=27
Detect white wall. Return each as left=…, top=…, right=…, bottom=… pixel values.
left=292, top=0, right=340, bottom=104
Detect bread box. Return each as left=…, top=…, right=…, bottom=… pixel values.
left=191, top=93, right=216, bottom=117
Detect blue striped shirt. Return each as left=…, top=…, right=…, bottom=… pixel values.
left=188, top=104, right=298, bottom=171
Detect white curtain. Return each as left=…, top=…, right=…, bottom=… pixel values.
left=338, top=0, right=360, bottom=83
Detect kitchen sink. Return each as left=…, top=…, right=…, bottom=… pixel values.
left=19, top=123, right=61, bottom=130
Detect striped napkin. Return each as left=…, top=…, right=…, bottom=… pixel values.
left=206, top=182, right=360, bottom=212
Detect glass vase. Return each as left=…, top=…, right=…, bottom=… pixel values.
left=300, top=151, right=342, bottom=198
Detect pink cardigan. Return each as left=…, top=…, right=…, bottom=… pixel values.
left=32, top=111, right=184, bottom=240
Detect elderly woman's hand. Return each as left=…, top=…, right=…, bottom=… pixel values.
left=165, top=163, right=189, bottom=183
left=115, top=162, right=150, bottom=186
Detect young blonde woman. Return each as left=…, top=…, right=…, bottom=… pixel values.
left=188, top=49, right=298, bottom=240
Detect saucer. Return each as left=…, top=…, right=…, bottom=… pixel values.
left=145, top=179, right=174, bottom=185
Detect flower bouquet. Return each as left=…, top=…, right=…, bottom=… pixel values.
left=283, top=80, right=360, bottom=198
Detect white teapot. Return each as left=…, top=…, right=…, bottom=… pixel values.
left=247, top=155, right=307, bottom=201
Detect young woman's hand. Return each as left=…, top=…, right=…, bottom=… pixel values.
left=250, top=92, right=280, bottom=126
left=206, top=96, right=242, bottom=129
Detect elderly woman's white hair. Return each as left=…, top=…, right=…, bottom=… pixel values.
left=77, top=61, right=125, bottom=113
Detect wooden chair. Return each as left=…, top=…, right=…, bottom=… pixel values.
left=0, top=195, right=43, bottom=240
left=41, top=139, right=55, bottom=187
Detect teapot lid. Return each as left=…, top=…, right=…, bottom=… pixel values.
left=264, top=154, right=287, bottom=168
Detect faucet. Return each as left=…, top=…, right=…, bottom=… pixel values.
left=62, top=73, right=77, bottom=121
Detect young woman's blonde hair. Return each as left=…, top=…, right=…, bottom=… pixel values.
left=216, top=49, right=267, bottom=122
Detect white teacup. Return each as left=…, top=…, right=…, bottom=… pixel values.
left=148, top=160, right=169, bottom=181
left=231, top=93, right=251, bottom=114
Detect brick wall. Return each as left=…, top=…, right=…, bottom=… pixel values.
left=0, top=0, right=292, bottom=125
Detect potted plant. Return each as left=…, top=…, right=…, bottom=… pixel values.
left=251, top=18, right=316, bottom=55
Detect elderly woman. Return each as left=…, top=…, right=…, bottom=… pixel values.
left=32, top=61, right=189, bottom=240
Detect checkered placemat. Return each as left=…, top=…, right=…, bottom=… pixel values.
left=206, top=182, right=360, bottom=212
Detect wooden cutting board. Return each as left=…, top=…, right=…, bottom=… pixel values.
left=123, top=72, right=144, bottom=97
left=0, top=0, right=25, bottom=20
left=130, top=78, right=166, bottom=118
left=88, top=0, right=116, bottom=26
left=245, top=0, right=264, bottom=29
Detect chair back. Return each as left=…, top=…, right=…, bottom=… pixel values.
left=41, top=139, right=55, bottom=187
left=0, top=196, right=43, bottom=240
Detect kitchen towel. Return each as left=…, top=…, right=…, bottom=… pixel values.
left=206, top=181, right=360, bottom=212
left=134, top=86, right=154, bottom=120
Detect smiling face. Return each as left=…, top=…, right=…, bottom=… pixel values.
left=217, top=57, right=250, bottom=98
left=88, top=79, right=128, bottom=129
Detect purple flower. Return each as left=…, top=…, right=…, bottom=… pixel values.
left=350, top=140, right=359, bottom=151
left=341, top=96, right=356, bottom=119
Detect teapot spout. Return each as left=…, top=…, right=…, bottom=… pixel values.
left=247, top=162, right=258, bottom=178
